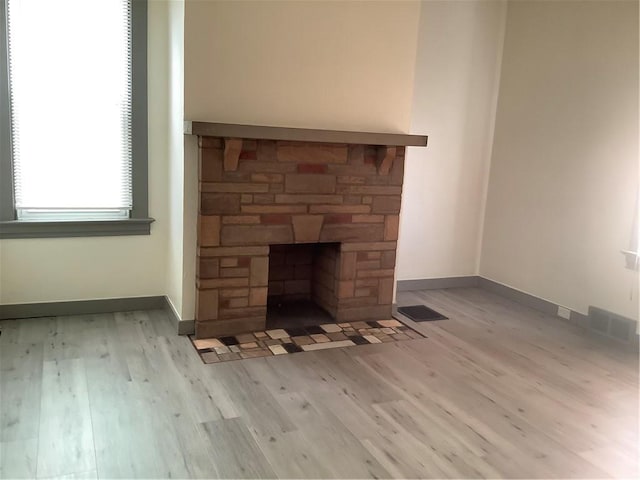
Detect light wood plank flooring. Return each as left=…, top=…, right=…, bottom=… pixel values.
left=1, top=288, right=637, bottom=479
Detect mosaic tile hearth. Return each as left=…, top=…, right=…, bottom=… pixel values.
left=189, top=319, right=426, bottom=364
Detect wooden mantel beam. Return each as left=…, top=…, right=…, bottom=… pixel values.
left=185, top=121, right=428, bottom=148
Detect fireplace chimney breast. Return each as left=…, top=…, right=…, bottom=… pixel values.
left=188, top=122, right=427, bottom=338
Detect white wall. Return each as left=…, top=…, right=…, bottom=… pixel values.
left=480, top=0, right=639, bottom=320
left=181, top=136, right=198, bottom=321
left=0, top=1, right=173, bottom=305
left=164, top=0, right=186, bottom=318
left=183, top=0, right=420, bottom=132
left=396, top=0, right=506, bottom=281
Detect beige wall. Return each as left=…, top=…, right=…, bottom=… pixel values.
left=396, top=0, right=506, bottom=281
left=0, top=0, right=172, bottom=305
left=183, top=0, right=420, bottom=133
left=165, top=0, right=187, bottom=318
left=481, top=0, right=639, bottom=320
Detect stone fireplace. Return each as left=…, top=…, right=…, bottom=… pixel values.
left=187, top=122, right=427, bottom=338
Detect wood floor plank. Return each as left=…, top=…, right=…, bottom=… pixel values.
left=154, top=333, right=241, bottom=423
left=0, top=288, right=636, bottom=479
left=274, top=391, right=391, bottom=479
left=249, top=429, right=334, bottom=479
left=0, top=438, right=38, bottom=478
left=36, top=358, right=96, bottom=478
left=358, top=341, right=617, bottom=478
left=215, top=363, right=297, bottom=440
left=0, top=341, right=43, bottom=442
left=42, top=470, right=98, bottom=480
left=199, top=417, right=277, bottom=479
left=15, top=317, right=56, bottom=344
left=360, top=432, right=449, bottom=478
left=84, top=355, right=170, bottom=479
left=372, top=398, right=504, bottom=477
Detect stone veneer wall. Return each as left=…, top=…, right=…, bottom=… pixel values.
left=196, top=137, right=404, bottom=338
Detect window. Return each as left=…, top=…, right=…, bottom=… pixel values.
left=0, top=0, right=152, bottom=238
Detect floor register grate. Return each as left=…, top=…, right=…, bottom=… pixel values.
left=397, top=305, right=448, bottom=322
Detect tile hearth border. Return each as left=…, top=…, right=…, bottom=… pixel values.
left=189, top=319, right=426, bottom=364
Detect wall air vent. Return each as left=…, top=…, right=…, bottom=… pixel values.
left=588, top=306, right=638, bottom=346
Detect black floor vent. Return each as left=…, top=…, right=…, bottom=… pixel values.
left=397, top=305, right=448, bottom=322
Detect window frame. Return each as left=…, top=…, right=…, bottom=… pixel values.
left=0, top=0, right=153, bottom=239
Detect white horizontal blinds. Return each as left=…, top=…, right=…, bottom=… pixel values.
left=7, top=0, right=132, bottom=216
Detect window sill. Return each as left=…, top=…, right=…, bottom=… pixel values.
left=0, top=217, right=155, bottom=239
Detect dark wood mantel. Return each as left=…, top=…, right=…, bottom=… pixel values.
left=184, top=121, right=428, bottom=147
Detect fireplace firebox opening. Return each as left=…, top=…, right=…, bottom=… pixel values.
left=266, top=243, right=340, bottom=328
